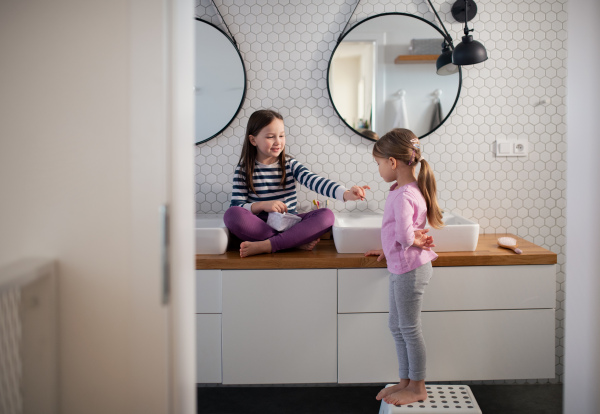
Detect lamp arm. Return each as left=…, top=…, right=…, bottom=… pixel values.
left=463, top=0, right=472, bottom=35
left=425, top=0, right=454, bottom=46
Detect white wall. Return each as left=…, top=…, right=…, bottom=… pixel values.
left=0, top=2, right=132, bottom=411
left=564, top=0, right=600, bottom=411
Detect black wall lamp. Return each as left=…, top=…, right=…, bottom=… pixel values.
left=427, top=0, right=488, bottom=75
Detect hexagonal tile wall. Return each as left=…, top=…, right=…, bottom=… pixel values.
left=196, top=0, right=566, bottom=385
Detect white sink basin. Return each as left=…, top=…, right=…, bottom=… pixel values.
left=196, top=214, right=229, bottom=254
left=332, top=211, right=479, bottom=254
left=430, top=212, right=480, bottom=252
left=332, top=212, right=384, bottom=254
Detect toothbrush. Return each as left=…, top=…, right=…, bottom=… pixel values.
left=497, top=236, right=522, bottom=254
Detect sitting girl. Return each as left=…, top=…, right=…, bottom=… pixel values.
left=224, top=109, right=369, bottom=257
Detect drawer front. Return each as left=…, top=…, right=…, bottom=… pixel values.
left=338, top=268, right=389, bottom=313
left=196, top=314, right=222, bottom=383
left=222, top=269, right=338, bottom=384
left=338, top=265, right=556, bottom=313
left=424, top=265, right=556, bottom=311
left=338, top=309, right=556, bottom=383
left=338, top=313, right=399, bottom=383
left=196, top=270, right=222, bottom=313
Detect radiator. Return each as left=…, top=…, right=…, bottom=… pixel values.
left=0, top=259, right=58, bottom=414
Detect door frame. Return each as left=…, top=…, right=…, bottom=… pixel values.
left=129, top=0, right=195, bottom=412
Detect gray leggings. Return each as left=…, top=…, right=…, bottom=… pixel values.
left=388, top=262, right=433, bottom=381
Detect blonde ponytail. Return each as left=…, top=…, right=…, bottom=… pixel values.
left=417, top=159, right=444, bottom=229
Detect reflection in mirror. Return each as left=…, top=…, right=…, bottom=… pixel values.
left=195, top=19, right=246, bottom=145
left=328, top=13, right=461, bottom=141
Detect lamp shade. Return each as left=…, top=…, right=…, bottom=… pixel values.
left=452, top=34, right=488, bottom=65
left=436, top=47, right=459, bottom=76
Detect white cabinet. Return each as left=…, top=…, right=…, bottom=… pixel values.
left=196, top=314, right=222, bottom=383
left=195, top=269, right=222, bottom=313
left=337, top=266, right=556, bottom=383
left=196, top=270, right=222, bottom=383
left=221, top=269, right=337, bottom=384
left=197, top=265, right=556, bottom=384
left=338, top=265, right=556, bottom=312
left=338, top=309, right=555, bottom=383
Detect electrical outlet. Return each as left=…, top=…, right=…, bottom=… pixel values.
left=494, top=139, right=528, bottom=157
left=513, top=141, right=528, bottom=156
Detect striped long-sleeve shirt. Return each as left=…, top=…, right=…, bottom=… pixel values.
left=230, top=157, right=347, bottom=214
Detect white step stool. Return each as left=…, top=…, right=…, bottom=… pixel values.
left=378, top=384, right=482, bottom=414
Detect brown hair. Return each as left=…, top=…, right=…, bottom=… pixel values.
left=237, top=109, right=287, bottom=194
left=373, top=128, right=444, bottom=229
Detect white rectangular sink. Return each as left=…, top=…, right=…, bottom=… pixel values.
left=196, top=214, right=229, bottom=254
left=332, top=213, right=384, bottom=254
left=332, top=211, right=479, bottom=254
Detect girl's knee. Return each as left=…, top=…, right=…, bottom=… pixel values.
left=316, top=207, right=335, bottom=227
left=223, top=206, right=246, bottom=228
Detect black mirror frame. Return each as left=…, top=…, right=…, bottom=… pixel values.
left=327, top=12, right=462, bottom=142
left=195, top=18, right=247, bottom=145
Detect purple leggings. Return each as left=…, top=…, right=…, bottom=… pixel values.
left=223, top=206, right=335, bottom=253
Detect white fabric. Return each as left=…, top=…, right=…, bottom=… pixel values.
left=266, top=212, right=302, bottom=232
left=392, top=95, right=409, bottom=129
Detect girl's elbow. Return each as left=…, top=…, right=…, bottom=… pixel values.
left=398, top=235, right=415, bottom=248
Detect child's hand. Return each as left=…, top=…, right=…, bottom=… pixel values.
left=343, top=185, right=371, bottom=201
left=412, top=229, right=435, bottom=251
left=365, top=249, right=385, bottom=261
left=260, top=200, right=288, bottom=213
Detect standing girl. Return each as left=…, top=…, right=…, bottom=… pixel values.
left=224, top=109, right=369, bottom=257
left=365, top=128, right=444, bottom=406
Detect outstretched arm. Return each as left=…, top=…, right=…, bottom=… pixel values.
left=343, top=185, right=371, bottom=201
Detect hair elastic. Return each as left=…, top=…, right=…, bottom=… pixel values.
left=408, top=149, right=416, bottom=165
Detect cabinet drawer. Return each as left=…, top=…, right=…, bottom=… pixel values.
left=424, top=265, right=556, bottom=311
left=222, top=269, right=337, bottom=384
left=338, top=268, right=389, bottom=313
left=196, top=314, right=221, bottom=383
left=196, top=270, right=221, bottom=313
left=338, top=265, right=556, bottom=313
left=338, top=309, right=555, bottom=383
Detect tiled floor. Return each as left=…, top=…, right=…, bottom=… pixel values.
left=197, top=384, right=562, bottom=413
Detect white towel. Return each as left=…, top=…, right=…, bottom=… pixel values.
left=392, top=93, right=409, bottom=129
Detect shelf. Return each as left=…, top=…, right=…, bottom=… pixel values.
left=394, top=54, right=438, bottom=64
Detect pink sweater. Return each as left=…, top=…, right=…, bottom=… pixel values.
left=381, top=181, right=438, bottom=274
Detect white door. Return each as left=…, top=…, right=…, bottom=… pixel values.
left=130, top=0, right=196, bottom=413
left=0, top=0, right=195, bottom=413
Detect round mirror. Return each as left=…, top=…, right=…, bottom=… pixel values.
left=327, top=13, right=462, bottom=141
left=195, top=18, right=246, bottom=145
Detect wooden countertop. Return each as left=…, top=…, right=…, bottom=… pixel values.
left=196, top=233, right=557, bottom=270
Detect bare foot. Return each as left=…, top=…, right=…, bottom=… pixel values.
left=297, top=238, right=320, bottom=251
left=376, top=380, right=410, bottom=401
left=383, top=382, right=428, bottom=406
left=240, top=240, right=272, bottom=257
